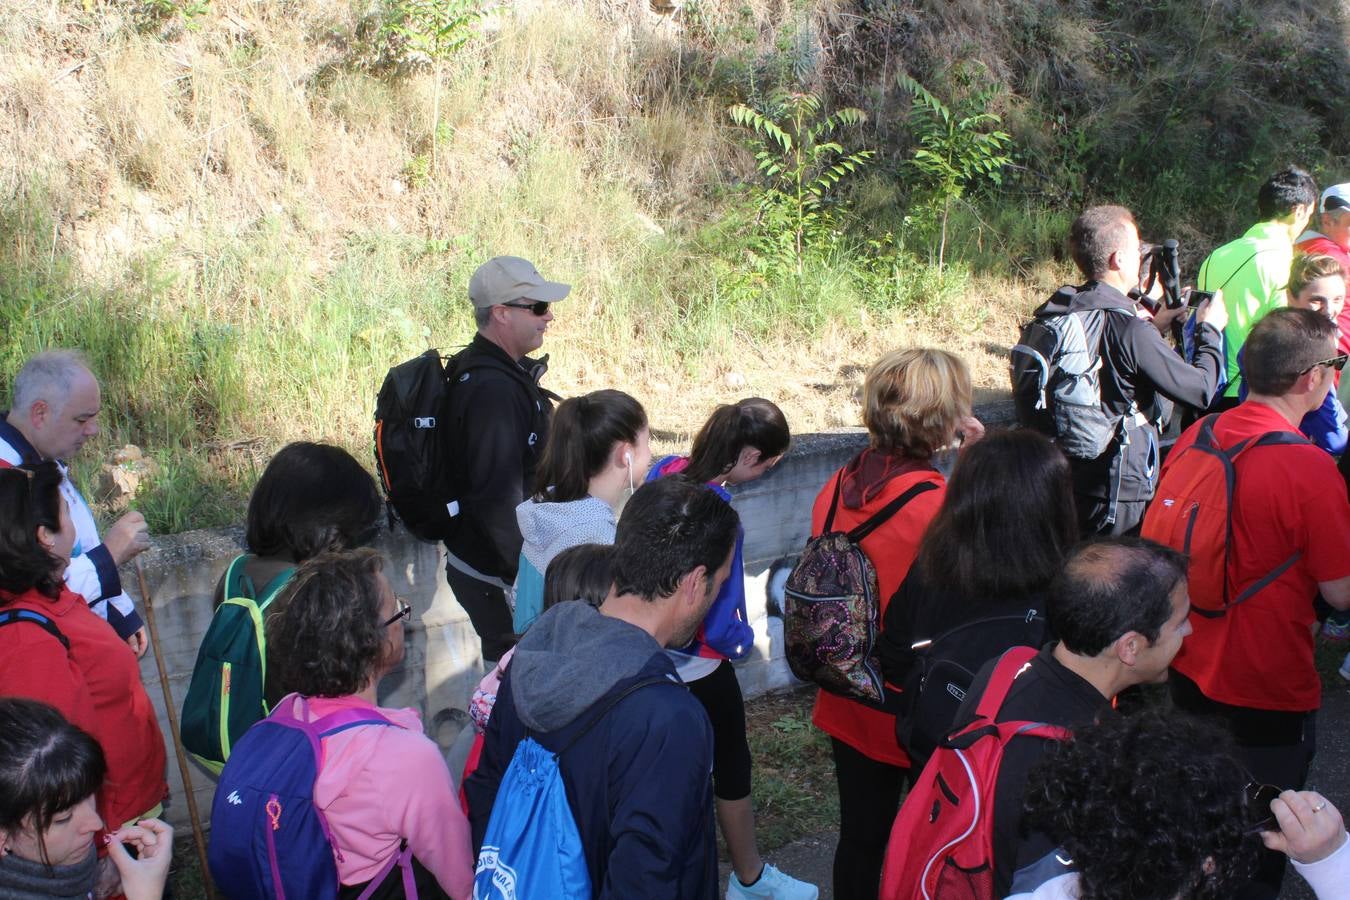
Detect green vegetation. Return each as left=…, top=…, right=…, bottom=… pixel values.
left=744, top=690, right=838, bottom=852
left=728, top=92, right=873, bottom=275
left=898, top=74, right=1013, bottom=274
left=0, top=0, right=1344, bottom=532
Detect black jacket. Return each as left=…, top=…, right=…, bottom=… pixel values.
left=952, top=646, right=1112, bottom=898
left=442, top=334, right=554, bottom=581
left=1041, top=282, right=1224, bottom=501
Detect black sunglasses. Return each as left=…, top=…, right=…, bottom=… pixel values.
left=383, top=597, right=411, bottom=628
left=501, top=300, right=551, bottom=316
left=1300, top=353, right=1349, bottom=375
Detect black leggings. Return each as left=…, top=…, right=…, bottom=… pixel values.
left=684, top=659, right=754, bottom=801
left=830, top=737, right=908, bottom=900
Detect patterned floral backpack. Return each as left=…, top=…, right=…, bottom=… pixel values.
left=783, top=474, right=938, bottom=703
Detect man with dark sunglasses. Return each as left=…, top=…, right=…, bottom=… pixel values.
left=1157, top=307, right=1350, bottom=899
left=440, top=256, right=569, bottom=663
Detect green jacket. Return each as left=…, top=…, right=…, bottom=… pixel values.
left=1197, top=221, right=1293, bottom=397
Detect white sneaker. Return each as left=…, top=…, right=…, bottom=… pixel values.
left=1338, top=651, right=1350, bottom=682
left=727, top=863, right=819, bottom=900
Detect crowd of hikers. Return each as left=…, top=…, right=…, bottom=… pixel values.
left=1, top=169, right=1349, bottom=900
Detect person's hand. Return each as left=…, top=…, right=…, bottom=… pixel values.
left=1260, top=790, right=1346, bottom=865
left=1151, top=303, right=1188, bottom=334
left=105, top=511, right=150, bottom=566
left=956, top=416, right=985, bottom=449
left=106, top=819, right=174, bottom=900
left=1195, top=287, right=1228, bottom=333
left=126, top=626, right=149, bottom=659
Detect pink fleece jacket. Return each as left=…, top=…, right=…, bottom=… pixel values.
left=308, top=695, right=473, bottom=899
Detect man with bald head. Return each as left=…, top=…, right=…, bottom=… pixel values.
left=948, top=537, right=1193, bottom=898
left=1, top=350, right=151, bottom=655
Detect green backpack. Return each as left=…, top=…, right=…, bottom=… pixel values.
left=180, top=555, right=295, bottom=774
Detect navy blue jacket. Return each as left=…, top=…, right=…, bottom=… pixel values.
left=465, top=654, right=716, bottom=900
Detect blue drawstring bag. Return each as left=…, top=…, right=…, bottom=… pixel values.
left=473, top=678, right=668, bottom=899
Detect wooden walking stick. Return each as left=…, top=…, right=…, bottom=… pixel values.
left=134, top=557, right=217, bottom=900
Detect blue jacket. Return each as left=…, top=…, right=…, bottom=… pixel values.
left=465, top=602, right=716, bottom=900
left=646, top=456, right=754, bottom=660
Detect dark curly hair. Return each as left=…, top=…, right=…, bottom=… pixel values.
left=264, top=548, right=391, bottom=700
left=0, top=462, right=67, bottom=599
left=246, top=442, right=381, bottom=563
left=1023, top=708, right=1258, bottom=900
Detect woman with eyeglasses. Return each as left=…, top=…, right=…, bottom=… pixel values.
left=0, top=462, right=168, bottom=883
left=805, top=348, right=983, bottom=900
left=0, top=697, right=173, bottom=900
left=260, top=548, right=473, bottom=898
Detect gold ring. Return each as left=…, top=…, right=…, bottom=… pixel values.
left=1312, top=800, right=1327, bottom=813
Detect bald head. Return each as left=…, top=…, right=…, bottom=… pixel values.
left=9, top=350, right=101, bottom=460
left=1050, top=537, right=1187, bottom=657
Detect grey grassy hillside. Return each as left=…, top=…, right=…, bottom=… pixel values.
left=1, top=0, right=1345, bottom=532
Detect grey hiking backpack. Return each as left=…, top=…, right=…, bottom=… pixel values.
left=1010, top=294, right=1136, bottom=459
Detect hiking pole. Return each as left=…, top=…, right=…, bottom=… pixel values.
left=134, top=557, right=217, bottom=900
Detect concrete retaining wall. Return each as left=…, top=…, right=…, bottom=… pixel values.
left=130, top=398, right=1015, bottom=828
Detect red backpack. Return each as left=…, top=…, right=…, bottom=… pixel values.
left=1141, top=414, right=1308, bottom=618
left=879, top=647, right=1069, bottom=900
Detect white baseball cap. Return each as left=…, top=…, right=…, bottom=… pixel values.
left=468, top=257, right=570, bottom=308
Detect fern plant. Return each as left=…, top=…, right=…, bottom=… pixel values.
left=384, top=0, right=489, bottom=175
left=898, top=74, right=1013, bottom=274
left=728, top=93, right=873, bottom=276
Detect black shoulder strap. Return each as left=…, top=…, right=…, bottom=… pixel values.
left=0, top=608, right=70, bottom=651
left=846, top=480, right=940, bottom=544
left=556, top=676, right=674, bottom=756
left=821, top=471, right=845, bottom=532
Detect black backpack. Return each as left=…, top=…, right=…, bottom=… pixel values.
left=374, top=349, right=461, bottom=542
left=374, top=347, right=560, bottom=542
left=895, top=608, right=1047, bottom=770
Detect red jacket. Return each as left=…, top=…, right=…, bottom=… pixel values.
left=0, top=587, right=167, bottom=827
left=809, top=451, right=946, bottom=767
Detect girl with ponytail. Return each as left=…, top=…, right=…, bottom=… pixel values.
left=510, top=390, right=649, bottom=631
left=647, top=398, right=815, bottom=899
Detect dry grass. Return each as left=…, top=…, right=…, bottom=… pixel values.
left=9, top=0, right=1307, bottom=532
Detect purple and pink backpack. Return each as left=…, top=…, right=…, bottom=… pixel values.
left=208, top=693, right=416, bottom=899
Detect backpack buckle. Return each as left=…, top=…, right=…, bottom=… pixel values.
left=413, top=417, right=436, bottom=429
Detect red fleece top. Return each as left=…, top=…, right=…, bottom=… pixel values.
left=1167, top=402, right=1350, bottom=711
left=0, top=587, right=167, bottom=827
left=809, top=451, right=946, bottom=767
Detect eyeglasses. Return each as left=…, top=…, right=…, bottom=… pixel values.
left=501, top=300, right=551, bottom=316
left=1299, top=354, right=1349, bottom=375
left=383, top=597, right=411, bottom=628
left=1244, top=782, right=1283, bottom=833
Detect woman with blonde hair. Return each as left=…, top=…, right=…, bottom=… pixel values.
left=806, top=348, right=983, bottom=899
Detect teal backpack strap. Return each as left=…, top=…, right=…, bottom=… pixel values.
left=254, top=566, right=296, bottom=612
left=224, top=554, right=252, bottom=599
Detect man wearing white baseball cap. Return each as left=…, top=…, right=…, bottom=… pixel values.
left=442, top=256, right=569, bottom=662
